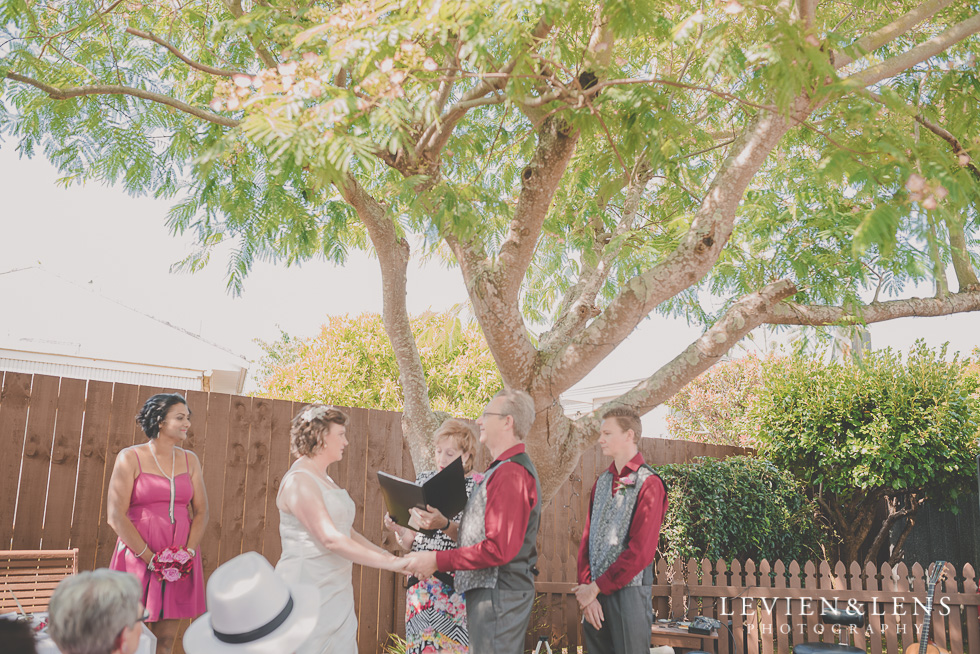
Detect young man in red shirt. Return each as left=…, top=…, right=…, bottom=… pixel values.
left=574, top=406, right=669, bottom=654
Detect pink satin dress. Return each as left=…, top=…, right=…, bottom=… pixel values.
left=109, top=448, right=206, bottom=620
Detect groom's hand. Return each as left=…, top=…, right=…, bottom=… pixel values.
left=573, top=582, right=600, bottom=609
left=404, top=551, right=439, bottom=578
left=583, top=599, right=604, bottom=630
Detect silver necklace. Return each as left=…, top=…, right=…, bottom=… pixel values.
left=148, top=444, right=176, bottom=524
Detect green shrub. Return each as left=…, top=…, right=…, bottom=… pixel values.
left=658, top=455, right=829, bottom=563
left=749, top=341, right=979, bottom=563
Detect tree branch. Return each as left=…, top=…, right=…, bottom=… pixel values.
left=833, top=0, right=959, bottom=70
left=540, top=166, right=652, bottom=353
left=497, top=117, right=579, bottom=305
left=946, top=215, right=980, bottom=291
left=2, top=71, right=240, bottom=127
left=496, top=6, right=616, bottom=305
left=544, top=98, right=807, bottom=395
left=335, top=174, right=438, bottom=465
left=443, top=233, right=539, bottom=388
left=844, top=12, right=980, bottom=88
left=868, top=494, right=924, bottom=565
left=798, top=0, right=816, bottom=31
left=221, top=0, right=277, bottom=69
left=863, top=90, right=980, bottom=180
left=415, top=18, right=552, bottom=161
left=578, top=279, right=798, bottom=429
left=764, top=289, right=980, bottom=325
left=125, top=28, right=240, bottom=78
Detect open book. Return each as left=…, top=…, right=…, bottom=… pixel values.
left=377, top=456, right=468, bottom=536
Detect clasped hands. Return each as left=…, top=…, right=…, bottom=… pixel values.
left=384, top=505, right=449, bottom=579
left=572, top=581, right=604, bottom=630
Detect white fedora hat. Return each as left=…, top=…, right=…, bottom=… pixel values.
left=183, top=552, right=318, bottom=654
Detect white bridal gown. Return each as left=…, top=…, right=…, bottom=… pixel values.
left=276, top=469, right=358, bottom=654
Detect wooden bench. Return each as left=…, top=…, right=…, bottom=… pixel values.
left=0, top=549, right=79, bottom=614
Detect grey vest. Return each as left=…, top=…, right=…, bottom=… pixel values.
left=588, top=464, right=660, bottom=587
left=455, top=451, right=541, bottom=594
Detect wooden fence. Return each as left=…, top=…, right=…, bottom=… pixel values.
left=0, top=372, right=751, bottom=653
left=534, top=558, right=980, bottom=654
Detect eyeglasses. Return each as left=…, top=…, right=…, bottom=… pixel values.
left=481, top=411, right=507, bottom=419
left=116, top=606, right=149, bottom=647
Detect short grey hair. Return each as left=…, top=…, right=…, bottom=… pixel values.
left=48, top=569, right=142, bottom=654
left=493, top=388, right=535, bottom=441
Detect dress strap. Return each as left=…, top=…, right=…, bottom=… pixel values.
left=183, top=448, right=190, bottom=474
left=134, top=448, right=143, bottom=472
left=278, top=467, right=331, bottom=500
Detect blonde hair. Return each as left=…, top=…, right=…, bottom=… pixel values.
left=290, top=404, right=349, bottom=457
left=602, top=406, right=642, bottom=443
left=433, top=419, right=479, bottom=474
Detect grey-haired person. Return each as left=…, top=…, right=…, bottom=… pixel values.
left=405, top=388, right=542, bottom=653
left=48, top=569, right=149, bottom=654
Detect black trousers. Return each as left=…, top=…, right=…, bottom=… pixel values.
left=583, top=585, right=653, bottom=654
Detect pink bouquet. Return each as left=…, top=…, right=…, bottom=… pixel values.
left=150, top=546, right=194, bottom=583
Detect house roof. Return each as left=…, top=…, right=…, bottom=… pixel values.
left=0, top=266, right=248, bottom=387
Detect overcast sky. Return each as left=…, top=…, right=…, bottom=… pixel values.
left=2, top=144, right=976, bottom=435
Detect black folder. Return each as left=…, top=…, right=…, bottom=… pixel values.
left=377, top=456, right=468, bottom=536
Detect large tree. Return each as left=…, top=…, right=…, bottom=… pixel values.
left=4, top=0, right=980, bottom=500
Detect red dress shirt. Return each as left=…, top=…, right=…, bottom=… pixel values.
left=576, top=451, right=668, bottom=594
left=436, top=444, right=539, bottom=572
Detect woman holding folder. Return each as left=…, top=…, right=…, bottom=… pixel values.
left=384, top=419, right=481, bottom=654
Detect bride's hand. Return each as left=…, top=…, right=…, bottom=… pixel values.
left=389, top=556, right=413, bottom=575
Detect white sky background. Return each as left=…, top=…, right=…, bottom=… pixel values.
left=1, top=145, right=977, bottom=437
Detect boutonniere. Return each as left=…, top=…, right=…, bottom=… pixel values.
left=613, top=472, right=637, bottom=495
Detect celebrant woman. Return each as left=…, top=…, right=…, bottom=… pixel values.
left=276, top=403, right=409, bottom=654
left=107, top=393, right=208, bottom=652
left=384, top=418, right=482, bottom=653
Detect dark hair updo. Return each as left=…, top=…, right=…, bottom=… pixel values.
left=291, top=404, right=348, bottom=457
left=136, top=393, right=190, bottom=439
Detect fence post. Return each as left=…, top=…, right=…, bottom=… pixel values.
left=671, top=557, right=687, bottom=619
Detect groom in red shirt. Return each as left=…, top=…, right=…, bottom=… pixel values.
left=405, top=388, right=541, bottom=652
left=574, top=406, right=668, bottom=654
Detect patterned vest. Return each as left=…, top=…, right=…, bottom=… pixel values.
left=455, top=451, right=541, bottom=594
left=588, top=464, right=661, bottom=588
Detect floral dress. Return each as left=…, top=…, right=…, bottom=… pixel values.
left=406, top=472, right=481, bottom=654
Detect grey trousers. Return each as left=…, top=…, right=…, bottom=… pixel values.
left=583, top=585, right=653, bottom=654
left=465, top=587, right=535, bottom=654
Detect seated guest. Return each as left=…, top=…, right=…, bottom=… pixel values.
left=183, top=552, right=319, bottom=653
left=0, top=619, right=39, bottom=654
left=47, top=569, right=148, bottom=654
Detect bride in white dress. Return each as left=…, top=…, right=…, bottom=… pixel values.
left=276, top=404, right=408, bottom=654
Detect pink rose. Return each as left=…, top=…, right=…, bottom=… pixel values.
left=173, top=549, right=191, bottom=564
left=161, top=567, right=182, bottom=582
left=156, top=549, right=174, bottom=563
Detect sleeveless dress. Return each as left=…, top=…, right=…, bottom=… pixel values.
left=405, top=472, right=481, bottom=654
left=275, top=468, right=358, bottom=654
left=109, top=448, right=206, bottom=621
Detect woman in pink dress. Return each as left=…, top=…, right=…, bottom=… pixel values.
left=107, top=393, right=208, bottom=652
